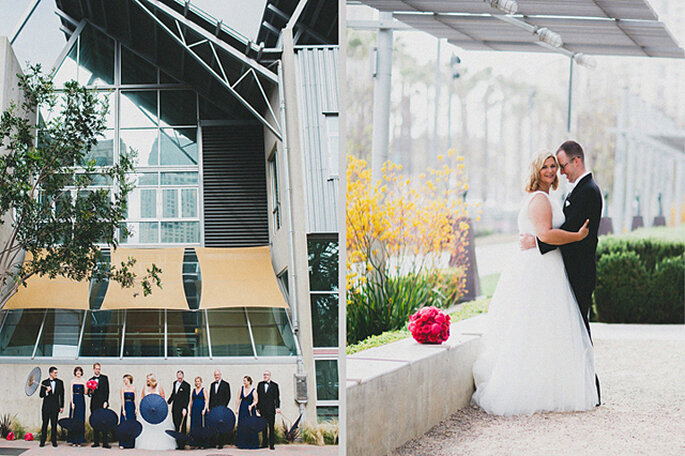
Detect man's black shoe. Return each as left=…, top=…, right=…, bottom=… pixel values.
left=103, top=444, right=111, bottom=449
left=39, top=443, right=45, bottom=447
left=52, top=443, right=58, bottom=447
left=91, top=443, right=100, bottom=448
left=270, top=446, right=275, bottom=450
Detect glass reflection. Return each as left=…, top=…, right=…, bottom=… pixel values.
left=167, top=311, right=209, bottom=357
left=79, top=310, right=124, bottom=357
left=181, top=189, right=198, bottom=218
left=52, top=43, right=77, bottom=87
left=123, top=310, right=164, bottom=357
left=78, top=26, right=114, bottom=86
left=121, top=222, right=159, bottom=244
left=310, top=294, right=338, bottom=347
left=34, top=310, right=83, bottom=358
left=161, top=172, right=198, bottom=186
left=121, top=46, right=157, bottom=85
left=160, top=91, right=197, bottom=126
left=248, top=308, right=297, bottom=356
left=160, top=128, right=198, bottom=165
left=120, top=91, right=157, bottom=128
left=120, top=129, right=158, bottom=166
left=0, top=310, right=45, bottom=356
left=84, top=129, right=114, bottom=166
left=207, top=309, right=253, bottom=356
left=126, top=188, right=157, bottom=219
left=315, top=360, right=339, bottom=401
left=161, top=222, right=200, bottom=243
left=308, top=239, right=339, bottom=292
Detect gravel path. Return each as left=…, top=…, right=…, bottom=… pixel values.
left=391, top=333, right=685, bottom=456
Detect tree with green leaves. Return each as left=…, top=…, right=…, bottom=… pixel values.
left=0, top=65, right=159, bottom=310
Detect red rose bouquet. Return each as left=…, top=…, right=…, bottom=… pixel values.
left=408, top=306, right=451, bottom=344
left=24, top=432, right=33, bottom=441
left=86, top=380, right=98, bottom=391
left=6, top=431, right=15, bottom=441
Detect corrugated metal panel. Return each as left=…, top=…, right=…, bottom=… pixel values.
left=202, top=126, right=269, bottom=247
left=363, top=0, right=659, bottom=20
left=294, top=47, right=339, bottom=233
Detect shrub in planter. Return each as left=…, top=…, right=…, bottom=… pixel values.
left=597, top=238, right=684, bottom=272
left=650, top=255, right=685, bottom=323
left=594, top=251, right=650, bottom=323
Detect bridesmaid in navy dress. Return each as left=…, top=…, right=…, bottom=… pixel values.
left=68, top=367, right=86, bottom=446
left=235, top=376, right=260, bottom=450
left=119, top=374, right=137, bottom=449
left=188, top=376, right=208, bottom=446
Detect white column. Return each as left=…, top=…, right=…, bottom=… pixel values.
left=371, top=12, right=394, bottom=180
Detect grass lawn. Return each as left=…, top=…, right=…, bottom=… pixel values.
left=602, top=224, right=685, bottom=242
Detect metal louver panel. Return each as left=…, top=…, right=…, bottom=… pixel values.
left=202, top=125, right=269, bottom=247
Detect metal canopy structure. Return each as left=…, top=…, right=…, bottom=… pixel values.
left=257, top=0, right=339, bottom=48
left=359, top=0, right=684, bottom=58
left=54, top=0, right=283, bottom=138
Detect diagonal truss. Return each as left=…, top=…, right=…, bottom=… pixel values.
left=133, top=0, right=282, bottom=140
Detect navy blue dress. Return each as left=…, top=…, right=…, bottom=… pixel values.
left=68, top=384, right=86, bottom=444
left=190, top=387, right=205, bottom=432
left=235, top=387, right=259, bottom=450
left=119, top=391, right=136, bottom=448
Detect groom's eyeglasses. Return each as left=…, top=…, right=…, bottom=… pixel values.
left=559, top=156, right=576, bottom=171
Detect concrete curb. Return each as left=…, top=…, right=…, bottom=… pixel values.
left=346, top=316, right=487, bottom=456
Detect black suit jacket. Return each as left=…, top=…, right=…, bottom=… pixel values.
left=256, top=381, right=280, bottom=416
left=40, top=378, right=64, bottom=412
left=208, top=380, right=231, bottom=409
left=167, top=380, right=191, bottom=411
left=88, top=374, right=110, bottom=411
left=538, top=173, right=603, bottom=303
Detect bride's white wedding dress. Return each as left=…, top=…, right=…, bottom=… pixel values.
left=135, top=386, right=177, bottom=450
left=471, top=190, right=598, bottom=415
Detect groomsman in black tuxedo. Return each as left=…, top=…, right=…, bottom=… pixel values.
left=167, top=370, right=191, bottom=439
left=256, top=370, right=280, bottom=450
left=39, top=366, right=64, bottom=447
left=521, top=140, right=602, bottom=405
left=209, top=369, right=231, bottom=449
left=88, top=362, right=110, bottom=448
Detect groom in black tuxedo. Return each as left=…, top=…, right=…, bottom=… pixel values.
left=209, top=369, right=231, bottom=448
left=522, top=140, right=602, bottom=405
left=256, top=370, right=280, bottom=450
left=167, top=370, right=190, bottom=438
left=88, top=362, right=110, bottom=448
left=39, top=367, right=64, bottom=447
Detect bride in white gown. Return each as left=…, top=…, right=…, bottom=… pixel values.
left=135, top=374, right=177, bottom=450
left=472, top=151, right=598, bottom=416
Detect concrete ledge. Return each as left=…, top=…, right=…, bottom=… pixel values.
left=346, top=315, right=487, bottom=456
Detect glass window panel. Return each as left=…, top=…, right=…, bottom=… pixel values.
left=163, top=189, right=178, bottom=218
left=207, top=309, right=253, bottom=356
left=159, top=128, right=198, bottom=166
left=0, top=310, right=44, bottom=356
left=120, top=91, right=157, bottom=127
left=89, top=279, right=109, bottom=310
left=315, top=360, right=338, bottom=401
left=126, top=189, right=157, bottom=219
left=183, top=250, right=201, bottom=310
left=316, top=406, right=339, bottom=423
left=136, top=173, right=159, bottom=186
left=181, top=189, right=198, bottom=218
left=161, top=172, right=198, bottom=186
left=248, top=309, right=296, bottom=356
left=34, top=310, right=83, bottom=358
left=308, top=239, right=339, bottom=292
left=310, top=294, right=338, bottom=348
left=160, top=71, right=180, bottom=84
left=123, top=310, right=163, bottom=357
left=78, top=26, right=114, bottom=86
left=52, top=42, right=78, bottom=87
left=79, top=310, right=124, bottom=357
left=121, top=222, right=159, bottom=244
left=160, top=90, right=197, bottom=126
left=199, top=98, right=229, bottom=121
left=121, top=46, right=157, bottom=85
left=83, top=129, right=114, bottom=166
left=120, top=129, right=158, bottom=166
left=167, top=311, right=209, bottom=357
left=161, top=222, right=199, bottom=243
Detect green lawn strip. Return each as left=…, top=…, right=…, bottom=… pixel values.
left=604, top=225, right=684, bottom=242
left=479, top=273, right=500, bottom=298
left=346, top=297, right=491, bottom=355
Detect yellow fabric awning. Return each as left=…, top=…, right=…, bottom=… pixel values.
left=100, top=248, right=188, bottom=310
left=195, top=246, right=288, bottom=309
left=4, top=251, right=91, bottom=310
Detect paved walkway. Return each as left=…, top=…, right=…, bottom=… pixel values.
left=391, top=324, right=685, bottom=456
left=0, top=442, right=336, bottom=456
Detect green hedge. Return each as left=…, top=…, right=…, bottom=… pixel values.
left=594, top=237, right=684, bottom=323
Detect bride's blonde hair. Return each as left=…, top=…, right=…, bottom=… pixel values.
left=147, top=374, right=158, bottom=388
left=525, top=151, right=559, bottom=192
